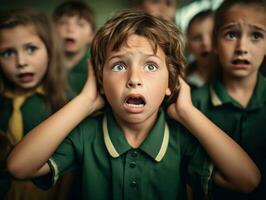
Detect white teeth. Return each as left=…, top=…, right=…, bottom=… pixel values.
left=126, top=103, right=144, bottom=108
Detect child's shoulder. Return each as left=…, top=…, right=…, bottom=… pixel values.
left=166, top=114, right=199, bottom=147
left=68, top=110, right=105, bottom=140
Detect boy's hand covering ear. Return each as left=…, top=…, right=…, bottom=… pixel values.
left=80, top=60, right=105, bottom=114
left=167, top=77, right=193, bottom=123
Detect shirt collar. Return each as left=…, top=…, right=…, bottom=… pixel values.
left=3, top=85, right=45, bottom=99
left=210, top=73, right=266, bottom=109
left=103, top=108, right=169, bottom=162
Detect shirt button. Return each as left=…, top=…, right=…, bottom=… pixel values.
left=131, top=151, right=138, bottom=157
left=129, top=162, right=136, bottom=168
left=130, top=180, right=137, bottom=188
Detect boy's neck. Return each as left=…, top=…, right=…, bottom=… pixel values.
left=64, top=48, right=87, bottom=69
left=113, top=110, right=159, bottom=148
left=222, top=72, right=258, bottom=108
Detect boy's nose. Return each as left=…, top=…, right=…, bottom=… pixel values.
left=126, top=70, right=142, bottom=88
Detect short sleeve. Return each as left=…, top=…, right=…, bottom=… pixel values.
left=187, top=144, right=213, bottom=199
left=33, top=128, right=80, bottom=189
left=177, top=125, right=213, bottom=199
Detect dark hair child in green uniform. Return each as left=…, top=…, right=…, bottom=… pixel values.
left=185, top=9, right=215, bottom=89
left=53, top=0, right=96, bottom=95
left=0, top=8, right=67, bottom=200
left=7, top=10, right=261, bottom=200
left=192, top=0, right=266, bottom=199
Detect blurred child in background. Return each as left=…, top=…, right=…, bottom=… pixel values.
left=133, top=0, right=177, bottom=22
left=53, top=0, right=96, bottom=95
left=185, top=9, right=215, bottom=89
left=0, top=8, right=67, bottom=200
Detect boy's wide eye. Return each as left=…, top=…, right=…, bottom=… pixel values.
left=145, top=63, right=158, bottom=72
left=0, top=49, right=15, bottom=58
left=112, top=63, right=126, bottom=71
left=26, top=46, right=38, bottom=55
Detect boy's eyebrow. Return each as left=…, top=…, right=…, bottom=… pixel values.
left=107, top=52, right=160, bottom=62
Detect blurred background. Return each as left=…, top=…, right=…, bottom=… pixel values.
left=1, top=0, right=223, bottom=32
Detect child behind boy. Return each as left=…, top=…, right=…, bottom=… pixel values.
left=53, top=0, right=96, bottom=95
left=133, top=0, right=177, bottom=22
left=185, top=9, right=215, bottom=89
left=192, top=0, right=266, bottom=199
left=7, top=10, right=260, bottom=199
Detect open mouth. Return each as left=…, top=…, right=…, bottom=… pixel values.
left=232, top=59, right=250, bottom=65
left=125, top=95, right=146, bottom=108
left=64, top=37, right=76, bottom=44
left=17, top=72, right=34, bottom=83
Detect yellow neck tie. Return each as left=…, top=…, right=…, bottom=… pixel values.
left=4, top=86, right=45, bottom=144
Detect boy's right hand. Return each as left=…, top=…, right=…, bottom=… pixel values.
left=79, top=60, right=105, bottom=114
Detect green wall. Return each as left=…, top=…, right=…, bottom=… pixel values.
left=1, top=0, right=130, bottom=28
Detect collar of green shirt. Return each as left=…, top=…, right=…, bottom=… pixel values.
left=210, top=73, right=266, bottom=110
left=103, top=107, right=169, bottom=162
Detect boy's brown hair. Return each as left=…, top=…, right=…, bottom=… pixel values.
left=53, top=0, right=96, bottom=32
left=91, top=9, right=185, bottom=103
left=0, top=8, right=67, bottom=111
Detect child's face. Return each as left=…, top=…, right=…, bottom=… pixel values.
left=187, top=16, right=214, bottom=65
left=141, top=0, right=177, bottom=21
left=0, top=25, right=48, bottom=93
left=55, top=15, right=94, bottom=53
left=102, top=34, right=171, bottom=125
left=216, top=4, right=266, bottom=80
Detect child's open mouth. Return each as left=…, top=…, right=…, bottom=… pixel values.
left=124, top=95, right=146, bottom=113
left=64, top=37, right=76, bottom=44
left=232, top=59, right=250, bottom=65
left=17, top=72, right=34, bottom=83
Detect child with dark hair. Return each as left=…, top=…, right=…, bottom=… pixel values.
left=53, top=0, right=96, bottom=95
left=186, top=9, right=215, bottom=89
left=7, top=10, right=260, bottom=199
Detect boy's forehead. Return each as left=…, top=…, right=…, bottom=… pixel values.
left=106, top=35, right=159, bottom=55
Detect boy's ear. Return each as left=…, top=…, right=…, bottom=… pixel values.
left=165, top=88, right=171, bottom=96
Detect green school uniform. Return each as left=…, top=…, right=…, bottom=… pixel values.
left=67, top=49, right=90, bottom=95
left=0, top=93, right=56, bottom=200
left=34, top=108, right=211, bottom=200
left=192, top=73, right=266, bottom=199
left=0, top=93, right=51, bottom=135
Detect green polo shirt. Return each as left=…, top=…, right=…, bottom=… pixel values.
left=67, top=49, right=90, bottom=95
left=0, top=94, right=51, bottom=135
left=34, top=108, right=211, bottom=200
left=192, top=73, right=266, bottom=199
